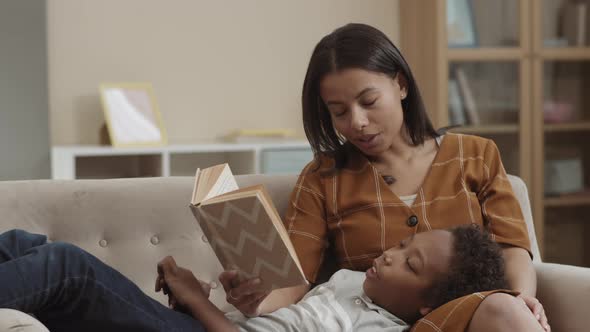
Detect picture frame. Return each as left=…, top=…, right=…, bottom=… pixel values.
left=99, top=82, right=167, bottom=147
left=447, top=0, right=478, bottom=47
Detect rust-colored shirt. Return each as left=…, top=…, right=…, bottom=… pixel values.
left=285, top=133, right=531, bottom=282
left=409, top=290, right=519, bottom=331
left=283, top=133, right=531, bottom=331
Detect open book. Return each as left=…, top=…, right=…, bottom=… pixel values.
left=190, top=164, right=308, bottom=291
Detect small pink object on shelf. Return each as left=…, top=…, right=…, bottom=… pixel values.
left=543, top=100, right=574, bottom=123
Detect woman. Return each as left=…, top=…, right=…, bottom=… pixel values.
left=220, top=23, right=550, bottom=332
left=1, top=23, right=547, bottom=332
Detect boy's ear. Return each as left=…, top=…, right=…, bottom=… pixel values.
left=419, top=306, right=433, bottom=316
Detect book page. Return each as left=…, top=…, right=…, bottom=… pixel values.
left=202, top=185, right=261, bottom=205
left=192, top=164, right=238, bottom=205
left=190, top=168, right=201, bottom=205
left=204, top=164, right=239, bottom=201
left=455, top=67, right=480, bottom=125
left=192, top=165, right=221, bottom=205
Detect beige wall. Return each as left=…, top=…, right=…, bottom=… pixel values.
left=48, top=0, right=400, bottom=145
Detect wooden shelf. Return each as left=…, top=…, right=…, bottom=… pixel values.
left=447, top=48, right=524, bottom=61
left=545, top=195, right=590, bottom=207
left=401, top=0, right=590, bottom=260
left=544, top=122, right=590, bottom=132
left=51, top=142, right=312, bottom=179
left=449, top=124, right=519, bottom=135
left=538, top=48, right=590, bottom=61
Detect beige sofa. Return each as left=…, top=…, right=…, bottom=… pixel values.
left=0, top=174, right=588, bottom=331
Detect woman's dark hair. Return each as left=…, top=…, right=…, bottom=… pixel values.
left=302, top=23, right=438, bottom=168
left=424, top=225, right=509, bottom=310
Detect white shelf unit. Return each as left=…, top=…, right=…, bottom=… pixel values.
left=51, top=142, right=313, bottom=180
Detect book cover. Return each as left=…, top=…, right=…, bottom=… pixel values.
left=580, top=3, right=588, bottom=46
left=455, top=67, right=481, bottom=125
left=561, top=2, right=588, bottom=46
left=448, top=79, right=466, bottom=125
left=190, top=164, right=308, bottom=291
left=552, top=62, right=583, bottom=122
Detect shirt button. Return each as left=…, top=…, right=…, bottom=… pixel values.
left=209, top=281, right=218, bottom=289
left=355, top=298, right=362, bottom=305
left=150, top=236, right=160, bottom=245
left=99, top=239, right=108, bottom=247
left=201, top=235, right=209, bottom=243
left=407, top=215, right=418, bottom=227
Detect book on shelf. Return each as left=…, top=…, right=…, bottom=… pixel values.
left=448, top=78, right=466, bottom=125
left=190, top=163, right=308, bottom=291
left=454, top=67, right=481, bottom=125
left=552, top=62, right=583, bottom=121
left=561, top=1, right=588, bottom=46
left=544, top=147, right=584, bottom=195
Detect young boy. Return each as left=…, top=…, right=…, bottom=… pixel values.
left=156, top=225, right=508, bottom=331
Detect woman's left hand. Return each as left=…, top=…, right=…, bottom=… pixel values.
left=517, top=294, right=550, bottom=331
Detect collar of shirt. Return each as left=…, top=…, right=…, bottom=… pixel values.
left=360, top=292, right=408, bottom=326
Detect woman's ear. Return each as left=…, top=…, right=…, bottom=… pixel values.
left=396, top=73, right=409, bottom=99
left=419, top=306, right=433, bottom=317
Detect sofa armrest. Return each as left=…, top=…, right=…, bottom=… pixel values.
left=0, top=309, right=48, bottom=331
left=535, top=262, right=590, bottom=332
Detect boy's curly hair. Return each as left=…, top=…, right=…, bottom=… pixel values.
left=424, top=225, right=509, bottom=309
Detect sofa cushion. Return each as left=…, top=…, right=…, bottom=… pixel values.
left=0, top=177, right=231, bottom=310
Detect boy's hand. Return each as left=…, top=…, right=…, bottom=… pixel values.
left=218, top=270, right=270, bottom=317
left=156, top=256, right=211, bottom=311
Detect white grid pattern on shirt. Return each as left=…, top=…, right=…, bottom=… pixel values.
left=286, top=163, right=312, bottom=232
left=414, top=318, right=443, bottom=332
left=372, top=166, right=387, bottom=251
left=344, top=251, right=383, bottom=262
left=438, top=292, right=474, bottom=329
left=458, top=134, right=476, bottom=225
left=294, top=184, right=325, bottom=199
left=431, top=156, right=484, bottom=167
left=286, top=162, right=329, bottom=280
left=419, top=188, right=433, bottom=231
left=333, top=173, right=354, bottom=269
left=289, top=230, right=321, bottom=242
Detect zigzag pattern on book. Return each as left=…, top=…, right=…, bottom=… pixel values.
left=198, top=203, right=279, bottom=255
left=210, top=236, right=293, bottom=290
left=196, top=196, right=303, bottom=289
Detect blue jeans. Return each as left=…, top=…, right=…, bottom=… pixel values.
left=0, top=229, right=206, bottom=332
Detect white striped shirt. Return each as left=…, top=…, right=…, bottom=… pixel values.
left=227, top=269, right=408, bottom=332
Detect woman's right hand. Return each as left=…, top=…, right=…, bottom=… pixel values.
left=218, top=270, right=271, bottom=317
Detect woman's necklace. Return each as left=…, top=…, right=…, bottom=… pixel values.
left=382, top=175, right=396, bottom=185
left=377, top=139, right=436, bottom=186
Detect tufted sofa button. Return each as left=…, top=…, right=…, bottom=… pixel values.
left=99, top=239, right=108, bottom=247
left=209, top=281, right=218, bottom=289
left=150, top=236, right=160, bottom=245
left=201, top=235, right=208, bottom=243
